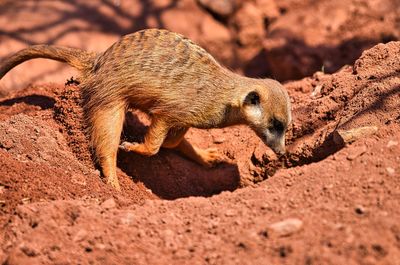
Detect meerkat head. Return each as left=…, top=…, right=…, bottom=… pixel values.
left=240, top=79, right=292, bottom=156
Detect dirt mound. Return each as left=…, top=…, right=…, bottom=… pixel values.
left=0, top=39, right=399, bottom=264
left=2, top=128, right=400, bottom=264
left=0, top=91, right=155, bottom=246
left=0, top=110, right=154, bottom=210
left=283, top=41, right=400, bottom=165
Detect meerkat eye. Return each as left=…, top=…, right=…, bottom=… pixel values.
left=269, top=118, right=285, bottom=134
left=244, top=91, right=260, bottom=105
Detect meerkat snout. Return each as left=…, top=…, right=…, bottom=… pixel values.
left=241, top=80, right=291, bottom=156
left=264, top=119, right=287, bottom=155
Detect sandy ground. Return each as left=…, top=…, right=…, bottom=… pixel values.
left=0, top=0, right=399, bottom=264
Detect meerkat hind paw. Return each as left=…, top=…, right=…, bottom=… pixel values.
left=107, top=177, right=121, bottom=191
left=198, top=148, right=225, bottom=168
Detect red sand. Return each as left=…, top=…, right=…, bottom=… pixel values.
left=0, top=1, right=399, bottom=264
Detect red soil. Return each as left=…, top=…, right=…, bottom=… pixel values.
left=0, top=1, right=399, bottom=264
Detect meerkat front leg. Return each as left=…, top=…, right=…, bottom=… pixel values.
left=120, top=123, right=224, bottom=167
left=119, top=118, right=170, bottom=156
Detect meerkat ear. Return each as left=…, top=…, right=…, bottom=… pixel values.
left=244, top=91, right=260, bottom=106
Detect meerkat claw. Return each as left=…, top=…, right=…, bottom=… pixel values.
left=119, top=141, right=135, bottom=151
left=118, top=142, right=129, bottom=151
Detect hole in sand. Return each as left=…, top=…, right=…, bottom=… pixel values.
left=0, top=94, right=55, bottom=109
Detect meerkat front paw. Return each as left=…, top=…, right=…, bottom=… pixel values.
left=119, top=141, right=139, bottom=152
left=196, top=148, right=225, bottom=168
left=119, top=141, right=160, bottom=156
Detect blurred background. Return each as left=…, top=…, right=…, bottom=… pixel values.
left=0, top=0, right=399, bottom=95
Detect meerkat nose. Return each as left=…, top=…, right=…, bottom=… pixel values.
left=273, top=145, right=286, bottom=156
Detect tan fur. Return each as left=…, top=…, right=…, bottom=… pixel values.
left=0, top=29, right=291, bottom=190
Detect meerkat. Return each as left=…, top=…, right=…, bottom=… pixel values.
left=0, top=29, right=291, bottom=190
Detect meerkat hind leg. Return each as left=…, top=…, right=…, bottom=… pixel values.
left=161, top=128, right=225, bottom=168
left=174, top=138, right=224, bottom=168
left=91, top=104, right=125, bottom=191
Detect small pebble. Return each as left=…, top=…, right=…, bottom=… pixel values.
left=21, top=198, right=31, bottom=205
left=212, top=135, right=225, bottom=144
left=73, top=229, right=88, bottom=242
left=101, top=198, right=117, bottom=210
left=224, top=209, right=236, bottom=217
left=387, top=140, right=398, bottom=148
left=386, top=167, right=395, bottom=175
left=268, top=218, right=303, bottom=237
left=346, top=146, right=367, bottom=161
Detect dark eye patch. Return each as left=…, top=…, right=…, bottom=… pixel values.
left=269, top=118, right=285, bottom=134
left=244, top=91, right=260, bottom=105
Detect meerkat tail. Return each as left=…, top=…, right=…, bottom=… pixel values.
left=0, top=44, right=97, bottom=79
